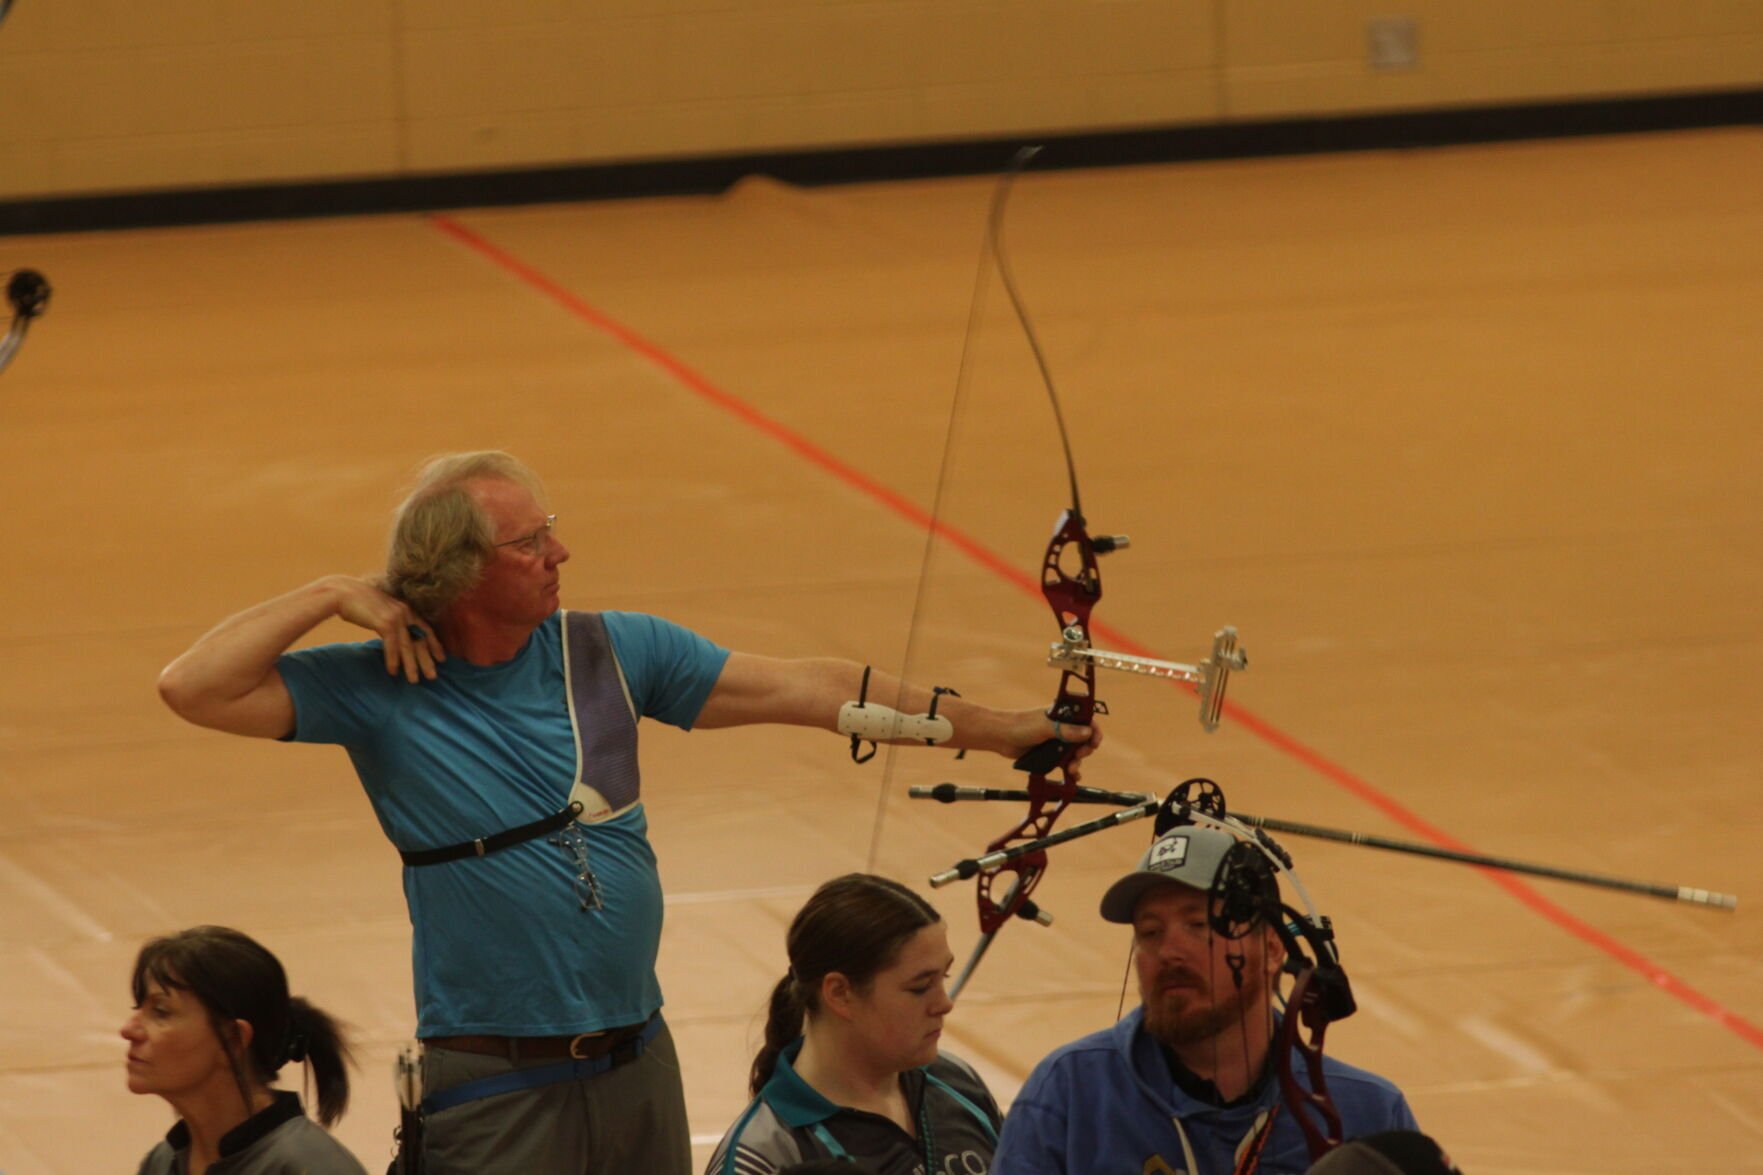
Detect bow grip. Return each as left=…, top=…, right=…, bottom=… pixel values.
left=1012, top=737, right=1066, bottom=774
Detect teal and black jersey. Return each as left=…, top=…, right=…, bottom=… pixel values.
left=708, top=1040, right=1001, bottom=1175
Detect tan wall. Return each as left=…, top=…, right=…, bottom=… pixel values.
left=2, top=0, right=1760, bottom=202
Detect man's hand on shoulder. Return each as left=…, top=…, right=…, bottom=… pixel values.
left=326, top=575, right=446, bottom=684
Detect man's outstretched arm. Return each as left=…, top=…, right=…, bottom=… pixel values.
left=694, top=653, right=1101, bottom=770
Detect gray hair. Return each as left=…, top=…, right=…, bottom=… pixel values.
left=383, top=451, right=546, bottom=621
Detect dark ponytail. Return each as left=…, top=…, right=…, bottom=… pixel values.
left=285, top=995, right=353, bottom=1125
left=130, top=926, right=354, bottom=1126
left=749, top=874, right=940, bottom=1096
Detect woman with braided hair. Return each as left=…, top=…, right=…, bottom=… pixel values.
left=707, top=874, right=1003, bottom=1175
left=122, top=925, right=367, bottom=1174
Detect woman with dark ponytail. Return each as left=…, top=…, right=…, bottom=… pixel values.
left=707, top=874, right=1002, bottom=1174
left=121, top=925, right=367, bottom=1174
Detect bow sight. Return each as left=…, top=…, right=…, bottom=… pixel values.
left=1048, top=622, right=1247, bottom=732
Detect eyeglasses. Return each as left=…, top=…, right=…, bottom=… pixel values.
left=495, top=514, right=556, bottom=557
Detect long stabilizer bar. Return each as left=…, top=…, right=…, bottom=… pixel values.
left=911, top=786, right=1737, bottom=910
left=1230, top=810, right=1737, bottom=911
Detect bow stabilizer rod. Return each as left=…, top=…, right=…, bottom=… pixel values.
left=928, top=799, right=1161, bottom=887
left=1230, top=809, right=1737, bottom=910
left=910, top=782, right=1154, bottom=806
left=916, top=780, right=1738, bottom=911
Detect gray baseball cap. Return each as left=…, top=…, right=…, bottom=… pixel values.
left=1099, top=824, right=1239, bottom=924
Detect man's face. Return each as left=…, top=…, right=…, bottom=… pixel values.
left=456, top=477, right=570, bottom=628
left=1131, top=883, right=1283, bottom=1051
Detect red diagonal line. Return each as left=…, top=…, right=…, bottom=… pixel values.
left=429, top=211, right=1760, bottom=1053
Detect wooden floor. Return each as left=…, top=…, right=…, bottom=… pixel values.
left=2, top=127, right=1760, bottom=1174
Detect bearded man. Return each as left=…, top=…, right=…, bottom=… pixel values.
left=991, top=824, right=1419, bottom=1175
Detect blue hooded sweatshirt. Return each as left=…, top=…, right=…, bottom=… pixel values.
left=993, top=1007, right=1417, bottom=1175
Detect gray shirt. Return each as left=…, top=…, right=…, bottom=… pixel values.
left=135, top=1092, right=367, bottom=1175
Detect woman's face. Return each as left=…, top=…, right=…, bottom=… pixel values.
left=120, top=979, right=237, bottom=1101
left=845, top=922, right=956, bottom=1073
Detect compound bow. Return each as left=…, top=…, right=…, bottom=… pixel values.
left=1163, top=777, right=1358, bottom=1163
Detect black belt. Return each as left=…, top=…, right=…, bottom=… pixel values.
left=399, top=802, right=584, bottom=868
left=420, top=1016, right=665, bottom=1114
left=425, top=1017, right=653, bottom=1063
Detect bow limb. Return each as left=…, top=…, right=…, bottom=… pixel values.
left=1276, top=965, right=1346, bottom=1162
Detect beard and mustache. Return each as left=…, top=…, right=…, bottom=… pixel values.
left=1140, top=958, right=1270, bottom=1050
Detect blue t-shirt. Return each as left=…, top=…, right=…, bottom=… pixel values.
left=277, top=610, right=729, bottom=1036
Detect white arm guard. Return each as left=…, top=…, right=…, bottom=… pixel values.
left=838, top=700, right=954, bottom=745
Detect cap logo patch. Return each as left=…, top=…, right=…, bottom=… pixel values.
left=1148, top=834, right=1189, bottom=873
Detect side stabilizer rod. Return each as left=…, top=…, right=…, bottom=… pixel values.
left=910, top=782, right=1154, bottom=806
left=928, top=800, right=1160, bottom=888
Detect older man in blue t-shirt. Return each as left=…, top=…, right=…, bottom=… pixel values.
left=159, top=450, right=1097, bottom=1175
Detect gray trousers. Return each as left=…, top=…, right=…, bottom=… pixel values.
left=420, top=1021, right=692, bottom=1175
